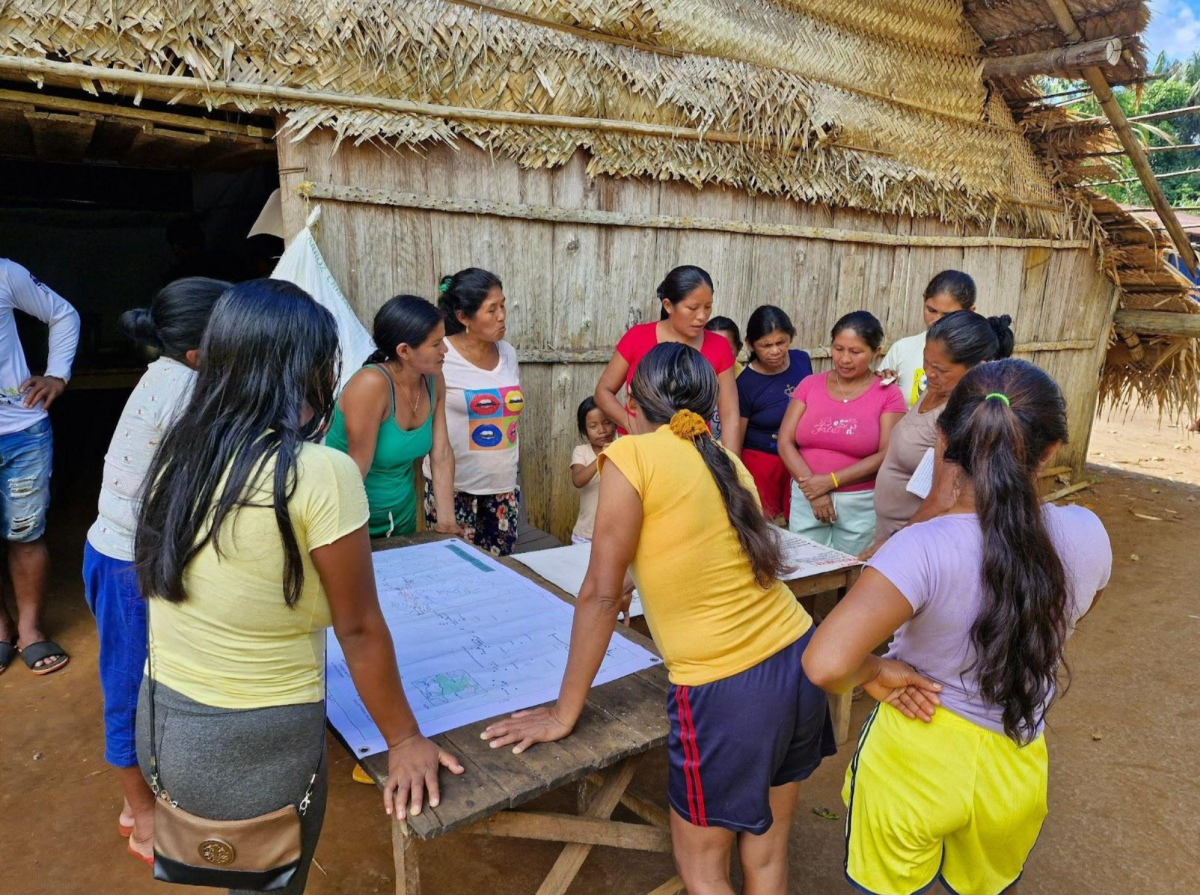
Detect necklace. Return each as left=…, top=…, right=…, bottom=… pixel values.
left=390, top=364, right=423, bottom=417
left=832, top=371, right=864, bottom=404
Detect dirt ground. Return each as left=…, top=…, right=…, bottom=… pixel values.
left=4, top=408, right=1200, bottom=895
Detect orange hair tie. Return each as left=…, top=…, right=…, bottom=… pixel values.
left=669, top=409, right=710, bottom=440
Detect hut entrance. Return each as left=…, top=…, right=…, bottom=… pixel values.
left=0, top=85, right=279, bottom=518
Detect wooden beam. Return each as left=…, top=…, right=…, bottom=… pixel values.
left=1087, top=166, right=1200, bottom=186
left=23, top=109, right=97, bottom=161
left=1112, top=309, right=1200, bottom=338
left=1071, top=143, right=1200, bottom=158
left=983, top=37, right=1122, bottom=79
left=463, top=811, right=673, bottom=852
left=1041, top=0, right=1198, bottom=274
left=303, top=182, right=1088, bottom=250
left=0, top=88, right=272, bottom=137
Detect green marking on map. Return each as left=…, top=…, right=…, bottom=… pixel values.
left=446, top=543, right=493, bottom=572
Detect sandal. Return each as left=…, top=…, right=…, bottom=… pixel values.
left=0, top=640, right=14, bottom=675
left=127, top=841, right=154, bottom=868
left=19, top=640, right=69, bottom=676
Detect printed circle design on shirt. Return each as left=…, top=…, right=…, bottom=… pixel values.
left=503, top=389, right=525, bottom=415
left=469, top=391, right=502, bottom=417
left=472, top=423, right=504, bottom=448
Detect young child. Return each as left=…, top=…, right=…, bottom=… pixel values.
left=569, top=397, right=616, bottom=543
left=705, top=316, right=744, bottom=377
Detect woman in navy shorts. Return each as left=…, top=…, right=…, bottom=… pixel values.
left=485, top=343, right=895, bottom=892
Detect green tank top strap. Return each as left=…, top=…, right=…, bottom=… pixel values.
left=365, top=364, right=396, bottom=421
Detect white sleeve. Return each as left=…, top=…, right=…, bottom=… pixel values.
left=1, top=261, right=81, bottom=381
left=880, top=342, right=897, bottom=371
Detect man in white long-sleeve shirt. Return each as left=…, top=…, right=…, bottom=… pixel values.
left=0, top=259, right=80, bottom=675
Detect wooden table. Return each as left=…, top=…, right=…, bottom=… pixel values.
left=784, top=565, right=862, bottom=745
left=347, top=533, right=679, bottom=895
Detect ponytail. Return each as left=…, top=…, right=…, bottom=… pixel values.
left=938, top=359, right=1070, bottom=744
left=120, top=277, right=230, bottom=361
left=630, top=343, right=786, bottom=587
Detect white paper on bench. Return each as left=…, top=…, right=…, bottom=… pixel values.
left=510, top=543, right=644, bottom=618
left=326, top=539, right=662, bottom=758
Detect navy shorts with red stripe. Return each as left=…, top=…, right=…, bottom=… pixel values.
left=667, top=627, right=836, bottom=834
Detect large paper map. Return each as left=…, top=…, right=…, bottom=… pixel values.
left=326, top=539, right=662, bottom=758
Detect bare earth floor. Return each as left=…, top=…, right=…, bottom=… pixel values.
left=3, top=408, right=1199, bottom=894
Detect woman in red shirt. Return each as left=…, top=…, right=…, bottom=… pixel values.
left=595, top=265, right=741, bottom=452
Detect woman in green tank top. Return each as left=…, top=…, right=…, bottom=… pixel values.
left=327, top=296, right=459, bottom=537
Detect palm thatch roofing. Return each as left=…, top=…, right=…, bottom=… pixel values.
left=0, top=0, right=1195, bottom=413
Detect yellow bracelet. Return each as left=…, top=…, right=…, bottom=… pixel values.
left=830, top=471, right=840, bottom=489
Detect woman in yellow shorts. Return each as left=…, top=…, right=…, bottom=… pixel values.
left=803, top=358, right=1112, bottom=895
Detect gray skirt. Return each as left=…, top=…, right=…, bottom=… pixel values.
left=136, top=678, right=328, bottom=895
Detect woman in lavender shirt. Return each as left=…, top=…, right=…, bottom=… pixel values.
left=802, top=359, right=1112, bottom=895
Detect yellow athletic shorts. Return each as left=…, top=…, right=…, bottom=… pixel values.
left=842, top=702, right=1048, bottom=895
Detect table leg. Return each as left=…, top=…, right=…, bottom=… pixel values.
left=392, top=819, right=422, bottom=895
left=829, top=689, right=853, bottom=745
left=535, top=757, right=641, bottom=895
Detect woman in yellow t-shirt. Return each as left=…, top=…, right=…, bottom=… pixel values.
left=484, top=342, right=840, bottom=893
left=133, top=280, right=463, bottom=891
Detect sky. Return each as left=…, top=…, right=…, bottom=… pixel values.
left=1145, top=0, right=1200, bottom=62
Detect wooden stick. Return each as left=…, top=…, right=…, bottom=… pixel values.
left=1038, top=465, right=1072, bottom=479
left=982, top=37, right=1122, bottom=79
left=644, top=878, right=687, bottom=895
left=1071, top=142, right=1200, bottom=158
left=1113, top=309, right=1200, bottom=338
left=0, top=87, right=272, bottom=138
left=391, top=819, right=422, bottom=895
left=1044, top=480, right=1093, bottom=502
left=1040, top=0, right=1198, bottom=274
left=303, top=182, right=1088, bottom=250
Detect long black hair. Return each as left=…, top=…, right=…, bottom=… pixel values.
left=924, top=269, right=976, bottom=309
left=705, top=316, right=742, bottom=355
left=438, top=268, right=502, bottom=336
left=938, top=359, right=1071, bottom=744
left=366, top=295, right=444, bottom=365
left=927, top=312, right=1015, bottom=366
left=831, top=310, right=884, bottom=352
left=629, top=343, right=785, bottom=587
left=135, top=279, right=341, bottom=608
left=657, top=265, right=713, bottom=321
left=745, top=305, right=796, bottom=363
left=119, top=277, right=230, bottom=360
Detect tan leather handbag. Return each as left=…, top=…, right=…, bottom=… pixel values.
left=146, top=615, right=320, bottom=890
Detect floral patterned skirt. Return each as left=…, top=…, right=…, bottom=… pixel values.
left=424, top=481, right=522, bottom=557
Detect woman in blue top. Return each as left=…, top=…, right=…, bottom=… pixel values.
left=737, top=306, right=813, bottom=521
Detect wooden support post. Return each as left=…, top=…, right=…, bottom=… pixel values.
left=1113, top=309, right=1200, bottom=339
left=644, top=878, right=687, bottom=895
left=392, top=820, right=421, bottom=895
left=982, top=37, right=1122, bottom=79
left=1041, top=0, right=1198, bottom=274
left=535, top=757, right=640, bottom=895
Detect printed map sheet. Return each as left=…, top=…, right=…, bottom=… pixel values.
left=511, top=543, right=644, bottom=618
left=326, top=539, right=662, bottom=758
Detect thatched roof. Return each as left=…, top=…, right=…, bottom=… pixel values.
left=0, top=0, right=1195, bottom=412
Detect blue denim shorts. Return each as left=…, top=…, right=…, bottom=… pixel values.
left=83, top=541, right=147, bottom=767
left=0, top=418, right=53, bottom=542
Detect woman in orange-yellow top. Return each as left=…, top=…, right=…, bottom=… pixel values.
left=484, top=344, right=937, bottom=894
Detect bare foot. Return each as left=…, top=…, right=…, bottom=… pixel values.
left=119, top=798, right=135, bottom=836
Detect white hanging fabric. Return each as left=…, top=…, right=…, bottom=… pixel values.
left=270, top=206, right=374, bottom=393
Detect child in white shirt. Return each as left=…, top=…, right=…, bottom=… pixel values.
left=569, top=397, right=616, bottom=543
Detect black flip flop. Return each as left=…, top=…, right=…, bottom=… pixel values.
left=0, top=640, right=14, bottom=675
left=19, top=640, right=69, bottom=676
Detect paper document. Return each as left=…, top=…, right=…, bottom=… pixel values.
left=906, top=448, right=936, bottom=499
left=325, top=540, right=662, bottom=758
left=510, top=543, right=644, bottom=618
left=777, top=528, right=860, bottom=576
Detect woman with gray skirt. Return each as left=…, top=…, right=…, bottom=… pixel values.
left=134, top=279, right=463, bottom=893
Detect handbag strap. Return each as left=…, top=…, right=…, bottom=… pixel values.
left=145, top=599, right=325, bottom=816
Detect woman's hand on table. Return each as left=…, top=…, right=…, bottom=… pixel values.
left=799, top=473, right=836, bottom=501
left=857, top=540, right=883, bottom=562
left=810, top=494, right=837, bottom=524
left=433, top=518, right=464, bottom=536
left=481, top=705, right=574, bottom=754
left=862, top=658, right=942, bottom=723
left=384, top=733, right=465, bottom=820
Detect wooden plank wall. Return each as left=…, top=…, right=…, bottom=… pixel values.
left=279, top=133, right=1119, bottom=542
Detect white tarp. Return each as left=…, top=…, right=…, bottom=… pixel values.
left=270, top=206, right=374, bottom=392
